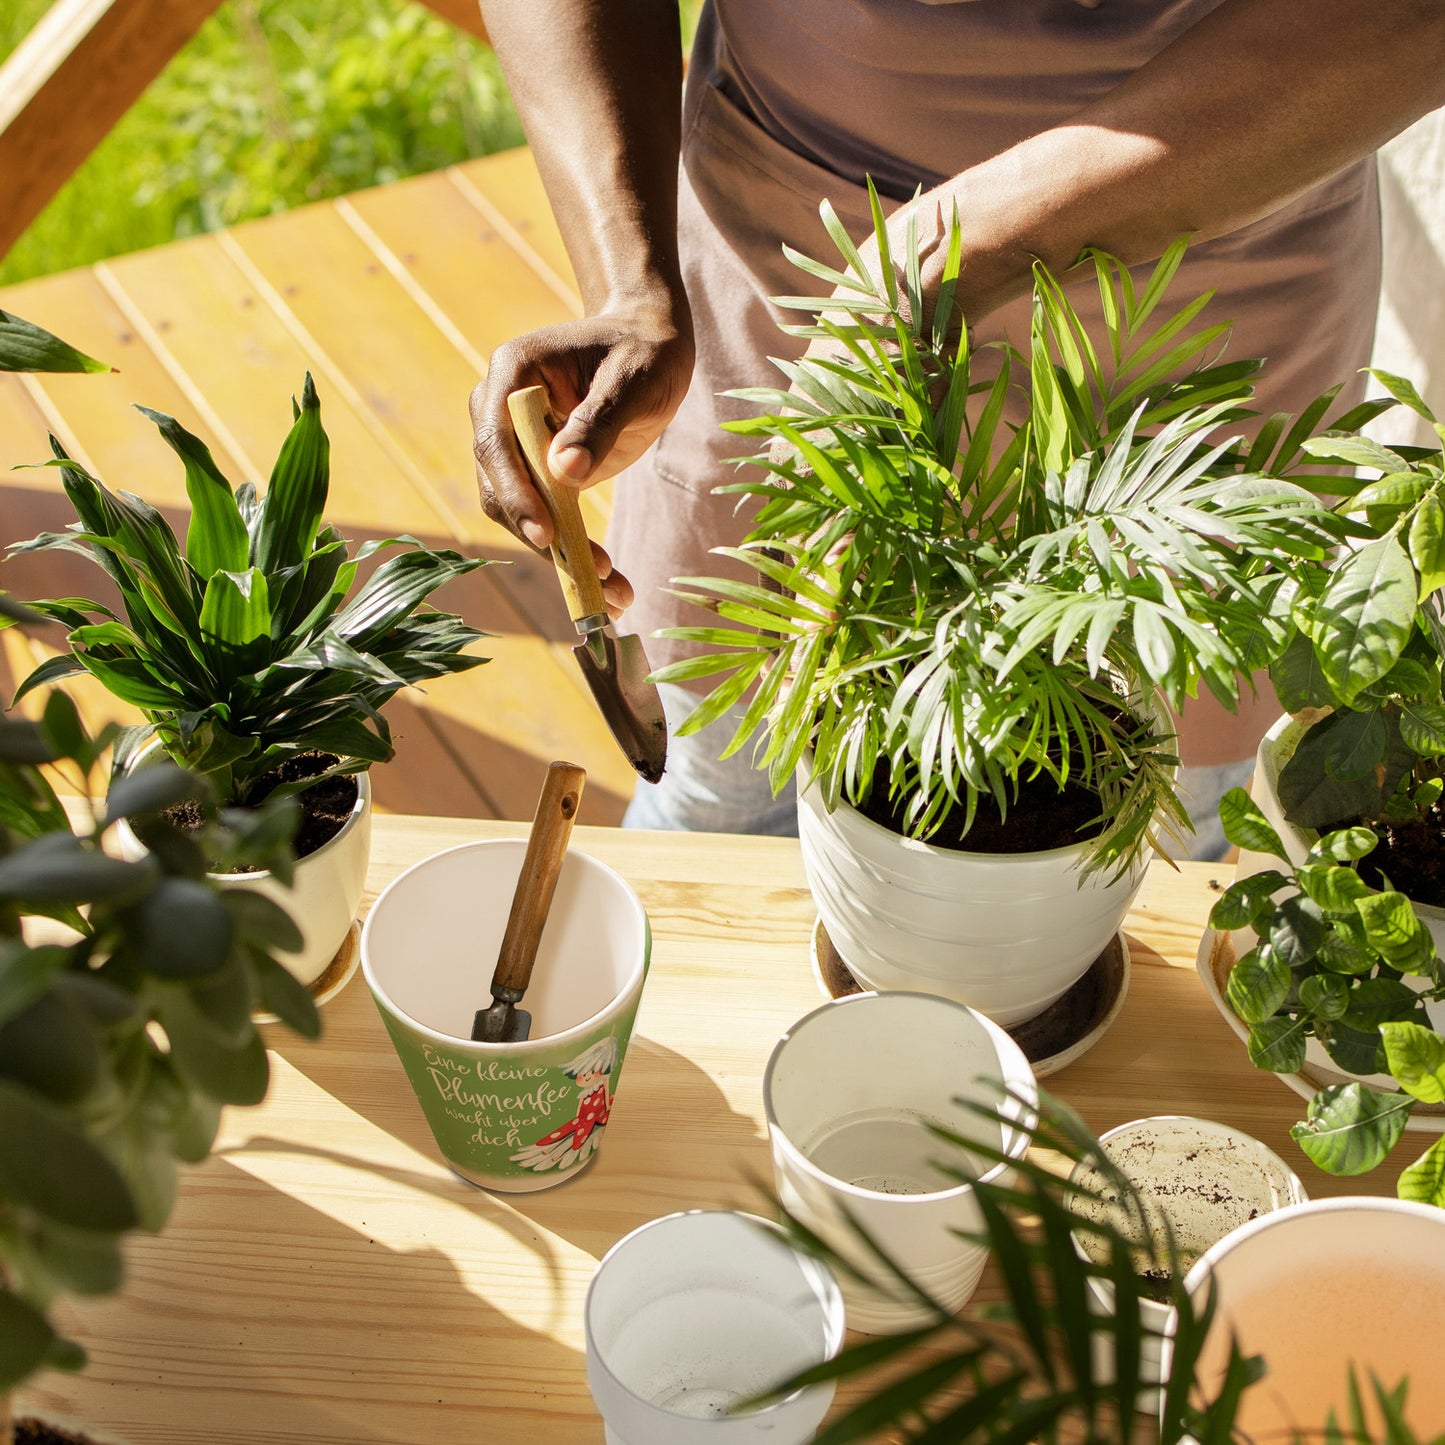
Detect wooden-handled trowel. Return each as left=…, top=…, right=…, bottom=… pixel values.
left=507, top=386, right=668, bottom=785
left=471, top=761, right=586, bottom=1043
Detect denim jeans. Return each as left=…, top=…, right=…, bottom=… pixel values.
left=625, top=684, right=1250, bottom=861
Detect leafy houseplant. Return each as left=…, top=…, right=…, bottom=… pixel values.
left=0, top=676, right=315, bottom=1445
left=1261, top=371, right=1445, bottom=903
left=657, top=192, right=1361, bottom=1024
left=3, top=375, right=491, bottom=987
left=1208, top=788, right=1445, bottom=1206
left=6, top=374, right=489, bottom=819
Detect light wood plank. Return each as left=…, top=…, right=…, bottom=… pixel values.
left=16, top=833, right=1400, bottom=1445
left=0, top=268, right=252, bottom=501
left=450, top=149, right=581, bottom=313
left=340, top=173, right=578, bottom=356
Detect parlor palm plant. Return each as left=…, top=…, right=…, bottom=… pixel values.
left=658, top=193, right=1373, bottom=880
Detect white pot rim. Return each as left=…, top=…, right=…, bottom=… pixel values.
left=1181, top=1194, right=1445, bottom=1302
left=117, top=740, right=371, bottom=882
left=584, top=1209, right=846, bottom=1421
left=360, top=837, right=650, bottom=1055
left=798, top=768, right=1107, bottom=866
left=762, top=991, right=1039, bottom=1202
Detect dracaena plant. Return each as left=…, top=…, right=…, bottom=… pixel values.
left=1268, top=372, right=1445, bottom=845
left=656, top=192, right=1369, bottom=877
left=1209, top=788, right=1445, bottom=1207
left=4, top=375, right=490, bottom=809
left=0, top=665, right=315, bottom=1436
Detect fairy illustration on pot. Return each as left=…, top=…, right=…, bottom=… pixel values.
left=510, top=1035, right=618, bottom=1173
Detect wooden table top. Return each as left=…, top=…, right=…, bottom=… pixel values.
left=17, top=817, right=1400, bottom=1444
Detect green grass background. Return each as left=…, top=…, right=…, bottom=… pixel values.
left=0, top=0, right=528, bottom=288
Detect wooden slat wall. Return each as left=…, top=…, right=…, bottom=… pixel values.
left=0, top=147, right=638, bottom=826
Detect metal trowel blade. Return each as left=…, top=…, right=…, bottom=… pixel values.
left=572, top=630, right=668, bottom=784
left=472, top=999, right=532, bottom=1044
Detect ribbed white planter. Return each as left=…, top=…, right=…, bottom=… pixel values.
left=796, top=768, right=1149, bottom=1029
left=1239, top=714, right=1445, bottom=1081
left=117, top=755, right=371, bottom=990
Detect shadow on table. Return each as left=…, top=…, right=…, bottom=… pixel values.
left=23, top=1153, right=590, bottom=1445
left=266, top=1016, right=776, bottom=1265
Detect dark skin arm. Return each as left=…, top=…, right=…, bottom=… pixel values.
left=470, top=0, right=691, bottom=614
left=473, top=0, right=1445, bottom=607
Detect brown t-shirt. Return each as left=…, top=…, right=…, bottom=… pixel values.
left=607, top=0, right=1381, bottom=668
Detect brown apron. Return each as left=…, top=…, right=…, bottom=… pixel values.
left=606, top=0, right=1382, bottom=733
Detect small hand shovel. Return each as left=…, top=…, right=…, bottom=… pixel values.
left=507, top=386, right=668, bottom=784
left=471, top=761, right=586, bottom=1043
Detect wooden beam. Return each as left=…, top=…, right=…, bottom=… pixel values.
left=413, top=0, right=490, bottom=47
left=0, top=0, right=225, bottom=262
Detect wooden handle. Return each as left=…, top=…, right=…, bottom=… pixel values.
left=491, top=761, right=587, bottom=997
left=507, top=386, right=608, bottom=626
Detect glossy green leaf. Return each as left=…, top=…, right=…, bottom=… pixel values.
left=0, top=1081, right=138, bottom=1230
left=1246, top=1015, right=1307, bottom=1074
left=124, top=877, right=234, bottom=978
left=1291, top=1083, right=1412, bottom=1176
left=1217, top=787, right=1287, bottom=858
left=138, top=406, right=249, bottom=580
left=1305, top=828, right=1379, bottom=866
left=1379, top=1021, right=1445, bottom=1104
left=0, top=1287, right=57, bottom=1391
left=0, top=832, right=152, bottom=903
left=1268, top=895, right=1327, bottom=968
left=1299, top=974, right=1351, bottom=1023
left=254, top=374, right=329, bottom=573
left=200, top=567, right=272, bottom=649
left=1409, top=491, right=1445, bottom=598
left=1226, top=946, right=1291, bottom=1024
left=1396, top=1133, right=1445, bottom=1207
left=1355, top=891, right=1435, bottom=975
left=1208, top=870, right=1289, bottom=931
left=1313, top=539, right=1417, bottom=704
left=1269, top=631, right=1337, bottom=713
left=1322, top=707, right=1386, bottom=782
left=1399, top=701, right=1445, bottom=756
left=0, top=310, right=109, bottom=375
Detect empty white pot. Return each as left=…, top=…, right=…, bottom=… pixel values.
left=1179, top=1196, right=1445, bottom=1434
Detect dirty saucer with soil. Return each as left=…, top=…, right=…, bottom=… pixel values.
left=1068, top=1115, right=1306, bottom=1400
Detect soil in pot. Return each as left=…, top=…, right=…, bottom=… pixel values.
left=158, top=751, right=360, bottom=867
left=857, top=761, right=1105, bottom=853
left=16, top=1420, right=105, bottom=1445
left=1357, top=795, right=1445, bottom=909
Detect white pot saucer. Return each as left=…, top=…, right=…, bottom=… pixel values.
left=1195, top=927, right=1445, bottom=1134
left=810, top=916, right=1130, bottom=1078
left=255, top=919, right=362, bottom=1024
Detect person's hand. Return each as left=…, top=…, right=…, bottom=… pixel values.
left=470, top=308, right=694, bottom=617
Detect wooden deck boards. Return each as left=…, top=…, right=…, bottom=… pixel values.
left=0, top=146, right=636, bottom=825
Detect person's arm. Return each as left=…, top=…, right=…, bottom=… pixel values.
left=906, top=0, right=1445, bottom=327
left=470, top=0, right=692, bottom=604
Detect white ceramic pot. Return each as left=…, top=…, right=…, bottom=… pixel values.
left=1068, top=1116, right=1306, bottom=1404
left=796, top=768, right=1148, bottom=1028
left=763, top=992, right=1037, bottom=1334
left=117, top=752, right=371, bottom=991
left=1176, top=1197, right=1445, bottom=1433
left=585, top=1211, right=844, bottom=1445
left=1239, top=714, right=1445, bottom=1080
